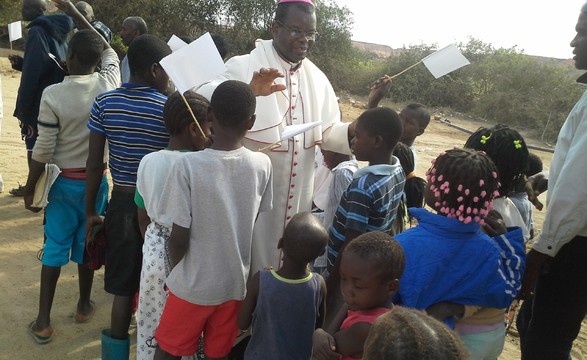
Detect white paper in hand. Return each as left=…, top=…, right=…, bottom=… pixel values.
left=8, top=21, right=22, bottom=42
left=422, top=44, right=470, bottom=79
left=159, top=32, right=225, bottom=94
left=32, top=163, right=61, bottom=208
left=167, top=35, right=188, bottom=52
left=281, top=121, right=322, bottom=140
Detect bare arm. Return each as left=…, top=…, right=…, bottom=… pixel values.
left=23, top=159, right=46, bottom=213
left=332, top=322, right=372, bottom=358
left=53, top=0, right=110, bottom=49
left=316, top=274, right=327, bottom=329
left=137, top=207, right=150, bottom=240
left=85, top=132, right=106, bottom=234
left=237, top=271, right=260, bottom=330
left=167, top=223, right=190, bottom=269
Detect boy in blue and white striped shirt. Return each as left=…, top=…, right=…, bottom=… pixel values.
left=85, top=34, right=171, bottom=358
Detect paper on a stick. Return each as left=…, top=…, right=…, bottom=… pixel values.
left=281, top=121, right=321, bottom=140
left=8, top=21, right=22, bottom=42
left=159, top=32, right=225, bottom=94
left=422, top=44, right=470, bottom=79
left=167, top=34, right=188, bottom=52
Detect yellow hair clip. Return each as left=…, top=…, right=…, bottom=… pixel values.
left=513, top=140, right=522, bottom=149
left=480, top=134, right=491, bottom=144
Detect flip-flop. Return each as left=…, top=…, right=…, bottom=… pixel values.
left=28, top=321, right=53, bottom=344
left=74, top=300, right=95, bottom=323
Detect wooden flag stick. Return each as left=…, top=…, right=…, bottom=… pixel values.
left=258, top=140, right=283, bottom=152
left=180, top=93, right=207, bottom=140
left=390, top=61, right=422, bottom=79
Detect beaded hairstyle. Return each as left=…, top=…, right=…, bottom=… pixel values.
left=426, top=148, right=500, bottom=224
left=464, top=124, right=529, bottom=197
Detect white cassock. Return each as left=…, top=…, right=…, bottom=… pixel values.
left=197, top=39, right=348, bottom=273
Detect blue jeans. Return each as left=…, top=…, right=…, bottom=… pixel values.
left=517, top=236, right=587, bottom=360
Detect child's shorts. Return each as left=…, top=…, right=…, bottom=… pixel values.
left=43, top=175, right=108, bottom=267
left=104, top=191, right=143, bottom=296
left=154, top=292, right=241, bottom=358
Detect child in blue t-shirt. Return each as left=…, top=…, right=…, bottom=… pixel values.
left=238, top=212, right=328, bottom=360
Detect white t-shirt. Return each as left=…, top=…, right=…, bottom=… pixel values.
left=161, top=147, right=273, bottom=305
left=136, top=149, right=189, bottom=226
left=493, top=196, right=530, bottom=242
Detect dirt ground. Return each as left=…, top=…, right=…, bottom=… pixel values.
left=0, top=55, right=585, bottom=359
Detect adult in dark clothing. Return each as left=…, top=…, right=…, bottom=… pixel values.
left=10, top=0, right=73, bottom=196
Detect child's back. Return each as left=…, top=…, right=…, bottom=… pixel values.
left=241, top=212, right=328, bottom=360
left=327, top=107, right=405, bottom=275
left=154, top=80, right=273, bottom=359
left=245, top=269, right=322, bottom=359
left=394, top=149, right=525, bottom=312
left=163, top=147, right=272, bottom=303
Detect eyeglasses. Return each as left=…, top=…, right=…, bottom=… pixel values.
left=276, top=20, right=318, bottom=40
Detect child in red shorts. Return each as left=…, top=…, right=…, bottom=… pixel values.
left=153, top=81, right=273, bottom=359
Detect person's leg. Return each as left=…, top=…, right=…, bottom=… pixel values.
left=518, top=236, right=587, bottom=360
left=33, top=177, right=78, bottom=333
left=104, top=191, right=143, bottom=340
left=111, top=294, right=134, bottom=339
left=76, top=264, right=94, bottom=318
left=32, top=265, right=61, bottom=332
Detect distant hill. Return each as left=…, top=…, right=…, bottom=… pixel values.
left=352, top=40, right=583, bottom=78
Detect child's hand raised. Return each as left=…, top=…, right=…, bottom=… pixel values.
left=367, top=75, right=392, bottom=109
left=312, top=329, right=341, bottom=360
left=249, top=68, right=286, bottom=96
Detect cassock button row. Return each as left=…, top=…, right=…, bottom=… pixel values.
left=291, top=184, right=295, bottom=188
left=288, top=205, right=292, bottom=209
left=294, top=151, right=298, bottom=155
left=291, top=106, right=296, bottom=110
left=286, top=216, right=292, bottom=220
left=289, top=195, right=294, bottom=199
left=292, top=173, right=297, bottom=177
left=293, top=162, right=298, bottom=166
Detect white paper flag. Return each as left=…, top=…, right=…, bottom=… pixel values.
left=422, top=44, right=470, bottom=79
left=159, top=32, right=225, bottom=94
left=281, top=121, right=321, bottom=140
left=167, top=34, right=188, bottom=52
left=8, top=21, right=22, bottom=42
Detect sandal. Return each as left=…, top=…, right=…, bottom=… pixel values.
left=28, top=320, right=53, bottom=344
left=9, top=184, right=26, bottom=197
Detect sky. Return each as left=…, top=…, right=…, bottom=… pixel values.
left=332, top=0, right=581, bottom=59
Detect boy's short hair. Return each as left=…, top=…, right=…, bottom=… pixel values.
left=344, top=231, right=405, bottom=281
left=210, top=80, right=256, bottom=128
left=211, top=34, right=230, bottom=60
left=282, top=212, right=328, bottom=264
left=164, top=91, right=209, bottom=135
left=357, top=107, right=403, bottom=149
left=363, top=307, right=468, bottom=360
left=526, top=152, right=543, bottom=177
left=401, top=103, right=431, bottom=129
left=68, top=29, right=104, bottom=68
left=127, top=34, right=171, bottom=77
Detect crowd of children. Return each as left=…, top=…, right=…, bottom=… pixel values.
left=17, top=1, right=537, bottom=360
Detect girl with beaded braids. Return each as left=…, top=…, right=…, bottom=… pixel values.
left=464, top=123, right=531, bottom=241
left=394, top=148, right=526, bottom=360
